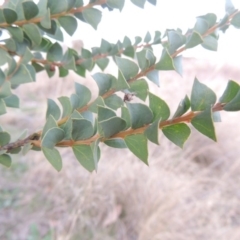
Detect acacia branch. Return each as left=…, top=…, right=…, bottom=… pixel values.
left=0, top=0, right=107, bottom=28
left=0, top=9, right=236, bottom=152
left=0, top=41, right=153, bottom=77
left=32, top=102, right=225, bottom=148
left=0, top=133, right=40, bottom=152
left=171, top=10, right=240, bottom=58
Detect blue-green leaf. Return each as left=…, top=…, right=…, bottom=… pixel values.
left=41, top=127, right=64, bottom=149
left=219, top=80, right=240, bottom=103
left=146, top=70, right=160, bottom=86
left=82, top=8, right=102, bottom=30
left=99, top=117, right=126, bottom=138
left=198, top=13, right=217, bottom=28
left=116, top=70, right=130, bottom=90
left=42, top=147, right=62, bottom=171
left=104, top=138, right=127, bottom=148
left=90, top=139, right=100, bottom=171
left=96, top=58, right=109, bottom=71
left=115, top=56, right=139, bottom=80
left=144, top=31, right=151, bottom=43
left=100, top=39, right=112, bottom=53
left=92, top=73, right=112, bottom=96
left=127, top=103, right=153, bottom=129
left=125, top=134, right=148, bottom=164
left=72, top=145, right=97, bottom=172
left=72, top=119, right=94, bottom=140
left=194, top=18, right=208, bottom=34
left=3, top=8, right=17, bottom=24
left=10, top=64, right=34, bottom=85
left=130, top=0, right=146, bottom=8
left=46, top=99, right=61, bottom=120
left=0, top=49, right=11, bottom=67
left=58, top=96, right=72, bottom=118
left=104, top=94, right=124, bottom=110
left=225, top=0, right=235, bottom=13
left=47, top=42, right=63, bottom=61
left=0, top=131, right=11, bottom=146
left=0, top=154, right=11, bottom=167
left=191, top=78, right=216, bottom=111
left=60, top=117, right=72, bottom=140
left=191, top=107, right=216, bottom=141
left=98, top=105, right=116, bottom=122
left=42, top=115, right=58, bottom=138
left=47, top=0, right=68, bottom=14
left=172, top=95, right=190, bottom=118
left=185, top=31, right=203, bottom=49
left=144, top=118, right=160, bottom=145
left=136, top=49, right=149, bottom=70
left=106, top=0, right=125, bottom=11
left=22, top=1, right=39, bottom=20
left=0, top=99, right=7, bottom=115
left=129, top=79, right=149, bottom=101
left=149, top=92, right=170, bottom=121
left=59, top=15, right=78, bottom=36
left=22, top=23, right=42, bottom=45
left=155, top=49, right=174, bottom=71
left=0, top=81, right=11, bottom=99
left=167, top=30, right=185, bottom=54
left=201, top=35, right=218, bottom=51
left=88, top=96, right=105, bottom=113
left=4, top=94, right=19, bottom=108
left=223, top=90, right=240, bottom=111
left=61, top=48, right=76, bottom=71
left=121, top=106, right=131, bottom=130
left=7, top=26, right=24, bottom=42
left=40, top=8, right=51, bottom=29
left=75, top=82, right=91, bottom=108
left=231, top=12, right=240, bottom=28
left=152, top=30, right=161, bottom=44
left=162, top=123, right=191, bottom=148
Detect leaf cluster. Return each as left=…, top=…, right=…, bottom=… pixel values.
left=0, top=0, right=240, bottom=172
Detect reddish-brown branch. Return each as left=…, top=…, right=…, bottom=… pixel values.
left=0, top=0, right=107, bottom=28
left=0, top=133, right=40, bottom=152
left=172, top=10, right=240, bottom=58
left=24, top=102, right=226, bottom=149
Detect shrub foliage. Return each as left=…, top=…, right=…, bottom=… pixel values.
left=0, top=0, right=240, bottom=171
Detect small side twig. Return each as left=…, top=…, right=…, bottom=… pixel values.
left=0, top=133, right=40, bottom=152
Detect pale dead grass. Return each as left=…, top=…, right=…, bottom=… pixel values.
left=0, top=58, right=240, bottom=240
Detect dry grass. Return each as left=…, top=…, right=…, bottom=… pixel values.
left=1, top=58, right=240, bottom=240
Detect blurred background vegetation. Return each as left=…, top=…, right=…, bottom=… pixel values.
left=1, top=57, right=240, bottom=240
